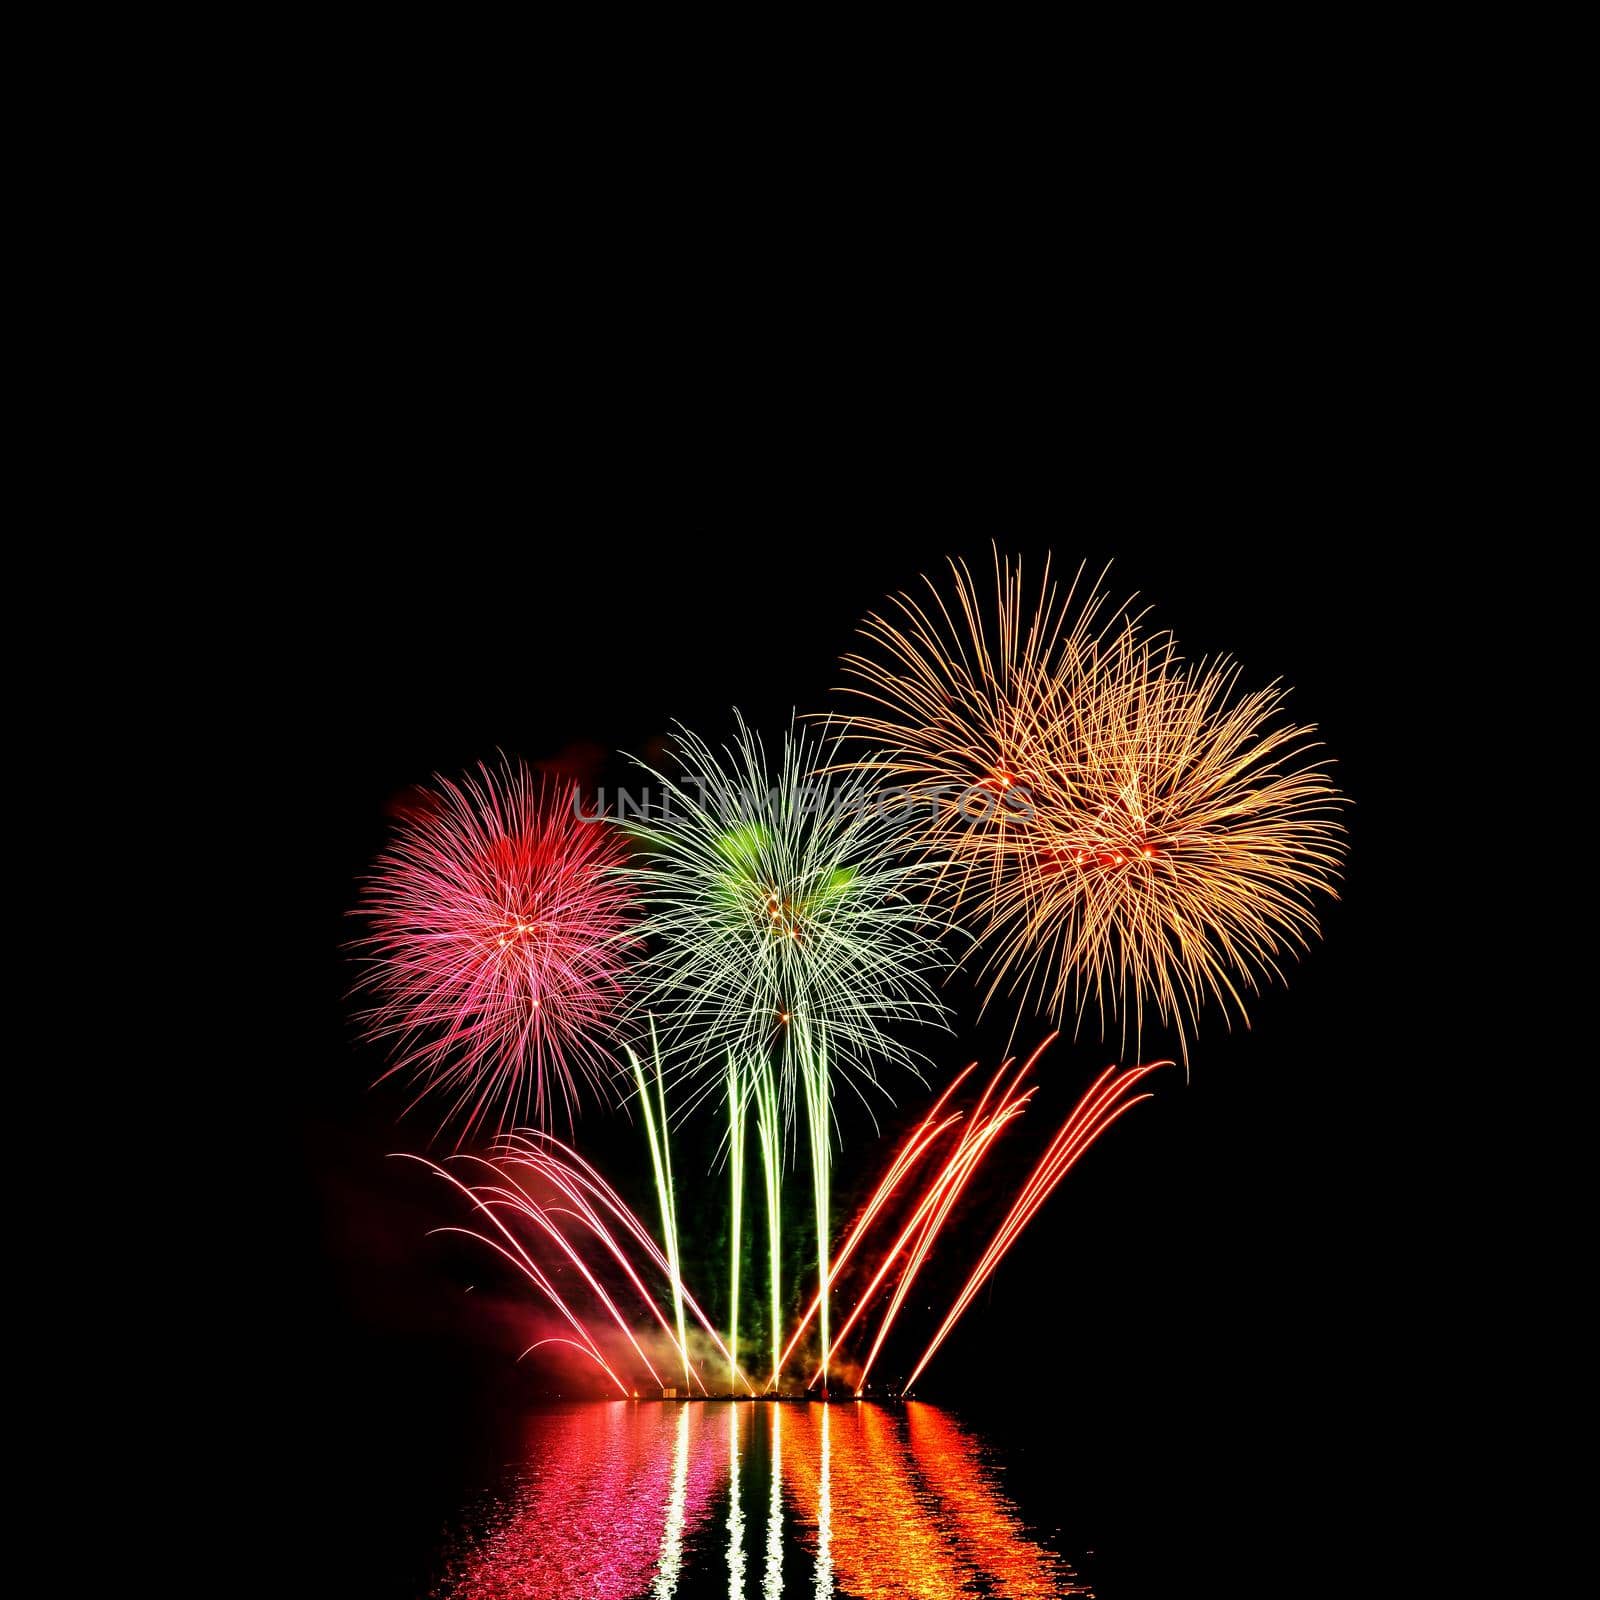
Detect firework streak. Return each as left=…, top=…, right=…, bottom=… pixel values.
left=902, top=1058, right=1164, bottom=1391
left=840, top=1055, right=1037, bottom=1394
left=726, top=1055, right=747, bottom=1397
left=722, top=1055, right=786, bottom=1394
left=401, top=1131, right=753, bottom=1397
left=769, top=1065, right=975, bottom=1385
left=410, top=1042, right=1160, bottom=1396
left=805, top=1039, right=1166, bottom=1394
left=751, top=1062, right=783, bottom=1390
left=630, top=1032, right=692, bottom=1389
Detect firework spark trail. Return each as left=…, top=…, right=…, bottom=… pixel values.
left=396, top=1154, right=630, bottom=1395
left=408, top=1040, right=1150, bottom=1401
left=835, top=550, right=1345, bottom=1062
left=846, top=1059, right=1038, bottom=1394
left=769, top=1064, right=975, bottom=1386
left=520, top=1337, right=631, bottom=1395
left=903, top=1060, right=1167, bottom=1392
left=752, top=1063, right=783, bottom=1389
left=539, top=1202, right=705, bottom=1387
left=631, top=1037, right=692, bottom=1390
left=727, top=1056, right=747, bottom=1396
left=485, top=1145, right=709, bottom=1393
left=438, top=1158, right=668, bottom=1389
left=799, top=1025, right=833, bottom=1396
left=498, top=1132, right=748, bottom=1387
left=803, top=1057, right=1035, bottom=1390
left=404, top=1131, right=765, bottom=1397
left=355, top=759, right=637, bottom=1138
left=768, top=1104, right=960, bottom=1381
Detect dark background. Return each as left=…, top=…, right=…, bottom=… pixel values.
left=264, top=520, right=1400, bottom=1597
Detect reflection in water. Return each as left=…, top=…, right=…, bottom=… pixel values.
left=728, top=1406, right=746, bottom=1600
left=765, top=1405, right=783, bottom=1600
left=654, top=1403, right=693, bottom=1597
left=433, top=1401, right=1087, bottom=1598
left=905, top=1405, right=1089, bottom=1598
left=813, top=1406, right=833, bottom=1598
left=787, top=1405, right=961, bottom=1599
left=435, top=1403, right=725, bottom=1599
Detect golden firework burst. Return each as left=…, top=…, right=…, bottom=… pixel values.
left=835, top=551, right=1345, bottom=1061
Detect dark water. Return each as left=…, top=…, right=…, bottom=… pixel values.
left=424, top=1400, right=1089, bottom=1599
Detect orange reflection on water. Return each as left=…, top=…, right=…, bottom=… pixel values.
left=783, top=1403, right=1086, bottom=1598
left=785, top=1405, right=961, bottom=1598
left=904, top=1403, right=1090, bottom=1597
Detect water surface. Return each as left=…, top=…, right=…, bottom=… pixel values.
left=427, top=1401, right=1090, bottom=1598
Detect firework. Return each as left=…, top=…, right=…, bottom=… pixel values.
left=356, top=759, right=637, bottom=1137
left=837, top=550, right=1130, bottom=858
left=847, top=1056, right=1036, bottom=1394
left=726, top=1056, right=747, bottom=1397
left=628, top=713, right=952, bottom=1390
left=751, top=1063, right=783, bottom=1389
left=754, top=1038, right=1163, bottom=1394
left=626, top=713, right=951, bottom=1095
left=807, top=1053, right=1038, bottom=1392
left=502, top=1130, right=749, bottom=1390
left=400, top=1151, right=637, bottom=1396
left=800, top=1027, right=834, bottom=1393
left=405, top=1128, right=754, bottom=1397
left=630, top=1032, right=693, bottom=1390
left=407, top=1047, right=1156, bottom=1404
left=902, top=1059, right=1165, bottom=1391
left=837, top=551, right=1345, bottom=1060
left=771, top=1065, right=973, bottom=1383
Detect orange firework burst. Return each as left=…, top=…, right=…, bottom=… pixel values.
left=836, top=550, right=1346, bottom=1061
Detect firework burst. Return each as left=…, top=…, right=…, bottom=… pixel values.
left=836, top=550, right=1132, bottom=861
left=837, top=551, right=1345, bottom=1061
left=355, top=758, right=637, bottom=1137
left=627, top=713, right=951, bottom=1107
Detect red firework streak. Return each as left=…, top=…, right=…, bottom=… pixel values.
left=494, top=1132, right=753, bottom=1394
left=902, top=1058, right=1167, bottom=1392
left=767, top=1063, right=976, bottom=1388
left=402, top=1134, right=755, bottom=1397
left=811, top=1045, right=1045, bottom=1393
left=356, top=759, right=637, bottom=1140
left=401, top=1152, right=633, bottom=1395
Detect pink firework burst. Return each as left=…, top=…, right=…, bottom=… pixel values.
left=355, top=759, right=637, bottom=1138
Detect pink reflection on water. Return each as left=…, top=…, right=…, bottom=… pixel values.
left=438, top=1402, right=727, bottom=1599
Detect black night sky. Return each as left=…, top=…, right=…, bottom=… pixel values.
left=264, top=518, right=1398, bottom=1598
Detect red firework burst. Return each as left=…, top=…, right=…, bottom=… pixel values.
left=355, top=759, right=637, bottom=1137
